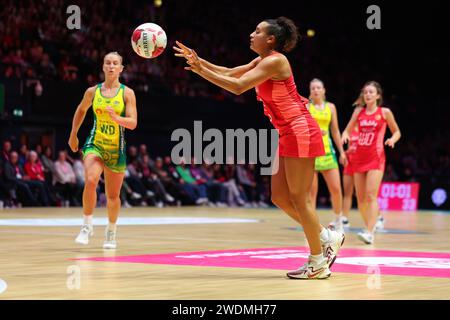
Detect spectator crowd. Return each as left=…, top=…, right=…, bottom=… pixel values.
left=0, top=140, right=271, bottom=209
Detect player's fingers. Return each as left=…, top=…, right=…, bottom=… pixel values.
left=174, top=47, right=188, bottom=55
left=176, top=41, right=190, bottom=51
left=191, top=49, right=199, bottom=60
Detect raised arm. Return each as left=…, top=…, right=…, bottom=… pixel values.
left=68, top=86, right=96, bottom=152
left=342, top=107, right=363, bottom=144
left=105, top=87, right=137, bottom=130
left=174, top=41, right=260, bottom=78
left=201, top=57, right=261, bottom=78
left=180, top=46, right=282, bottom=95
left=383, top=108, right=401, bottom=148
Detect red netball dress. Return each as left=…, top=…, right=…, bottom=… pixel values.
left=352, top=107, right=387, bottom=173
left=255, top=57, right=324, bottom=158
left=343, top=127, right=359, bottom=176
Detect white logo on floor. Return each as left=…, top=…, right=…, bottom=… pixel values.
left=0, top=217, right=260, bottom=226
left=337, top=257, right=450, bottom=269
left=0, top=279, right=7, bottom=294
left=178, top=248, right=450, bottom=269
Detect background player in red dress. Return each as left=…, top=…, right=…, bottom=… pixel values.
left=342, top=81, right=401, bottom=244
left=174, top=17, right=344, bottom=279
left=336, top=126, right=385, bottom=231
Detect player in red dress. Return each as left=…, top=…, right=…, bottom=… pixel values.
left=335, top=127, right=385, bottom=230
left=342, top=81, right=401, bottom=244
left=174, top=17, right=345, bottom=279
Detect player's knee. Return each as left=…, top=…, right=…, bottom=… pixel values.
left=85, top=176, right=99, bottom=189
left=365, top=192, right=377, bottom=202
left=289, top=191, right=311, bottom=209
left=271, top=193, right=288, bottom=208
left=329, top=184, right=342, bottom=196
left=106, top=193, right=120, bottom=201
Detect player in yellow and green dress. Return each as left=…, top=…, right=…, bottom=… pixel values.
left=307, top=79, right=347, bottom=233
left=69, top=52, right=138, bottom=249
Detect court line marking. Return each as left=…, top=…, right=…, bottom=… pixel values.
left=0, top=217, right=260, bottom=226
left=1, top=229, right=449, bottom=254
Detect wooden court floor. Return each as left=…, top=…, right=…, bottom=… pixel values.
left=0, top=206, right=449, bottom=299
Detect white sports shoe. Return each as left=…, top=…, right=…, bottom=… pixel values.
left=375, top=216, right=385, bottom=231
left=328, top=215, right=345, bottom=233
left=287, top=256, right=331, bottom=279
left=342, top=217, right=350, bottom=228
left=322, top=228, right=345, bottom=269
left=103, top=228, right=117, bottom=249
left=357, top=231, right=374, bottom=244
left=75, top=224, right=94, bottom=245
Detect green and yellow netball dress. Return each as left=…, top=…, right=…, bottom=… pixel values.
left=83, top=83, right=127, bottom=173
left=308, top=102, right=338, bottom=171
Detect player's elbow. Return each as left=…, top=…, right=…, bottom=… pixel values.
left=232, top=85, right=246, bottom=95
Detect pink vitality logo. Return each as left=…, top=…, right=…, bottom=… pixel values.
left=75, top=247, right=450, bottom=278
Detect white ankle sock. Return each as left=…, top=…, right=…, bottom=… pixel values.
left=310, top=253, right=326, bottom=264
left=83, top=214, right=93, bottom=225
left=319, top=227, right=329, bottom=243
left=107, top=223, right=117, bottom=232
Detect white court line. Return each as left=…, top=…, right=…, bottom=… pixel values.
left=0, top=229, right=447, bottom=254
left=0, top=229, right=302, bottom=246
left=0, top=217, right=260, bottom=226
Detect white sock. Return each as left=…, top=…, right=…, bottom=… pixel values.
left=310, top=253, right=326, bottom=264
left=83, top=214, right=93, bottom=225
left=319, top=227, right=329, bottom=243
left=107, top=223, right=117, bottom=232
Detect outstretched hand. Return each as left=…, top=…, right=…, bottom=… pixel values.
left=173, top=40, right=192, bottom=59
left=173, top=40, right=202, bottom=73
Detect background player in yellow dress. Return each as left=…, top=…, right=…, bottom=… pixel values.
left=68, top=52, right=137, bottom=249
left=307, top=79, right=347, bottom=232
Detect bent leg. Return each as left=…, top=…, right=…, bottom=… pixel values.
left=271, top=157, right=303, bottom=225
left=103, top=167, right=125, bottom=224
left=284, top=157, right=322, bottom=255
left=322, top=168, right=343, bottom=216
left=82, top=154, right=104, bottom=215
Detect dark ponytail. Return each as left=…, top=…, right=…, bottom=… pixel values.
left=264, top=16, right=300, bottom=53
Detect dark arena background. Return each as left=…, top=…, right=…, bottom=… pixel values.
left=0, top=0, right=449, bottom=305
